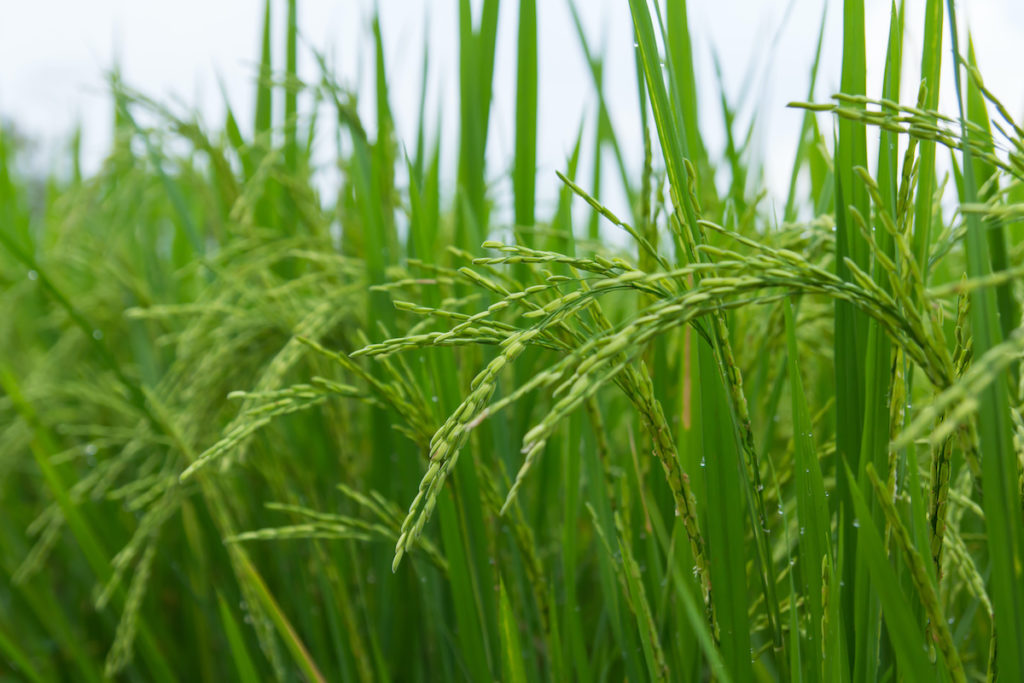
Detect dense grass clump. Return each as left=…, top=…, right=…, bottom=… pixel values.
left=3, top=0, right=1024, bottom=680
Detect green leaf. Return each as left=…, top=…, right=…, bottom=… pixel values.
left=845, top=464, right=935, bottom=682
left=498, top=580, right=528, bottom=683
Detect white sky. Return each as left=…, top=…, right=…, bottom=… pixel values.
left=1, top=1, right=1021, bottom=221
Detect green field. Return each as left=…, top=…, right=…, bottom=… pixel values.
left=3, top=1, right=1024, bottom=680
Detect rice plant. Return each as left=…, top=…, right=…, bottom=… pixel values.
left=2, top=0, right=1024, bottom=680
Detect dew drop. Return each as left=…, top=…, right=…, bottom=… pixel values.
left=92, top=329, right=103, bottom=340
left=27, top=270, right=38, bottom=281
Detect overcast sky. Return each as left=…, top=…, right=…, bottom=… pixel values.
left=2, top=1, right=1021, bottom=218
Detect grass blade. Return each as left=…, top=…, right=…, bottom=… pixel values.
left=945, top=3, right=1024, bottom=679
left=217, top=591, right=262, bottom=682
left=498, top=580, right=528, bottom=683
left=845, top=465, right=935, bottom=682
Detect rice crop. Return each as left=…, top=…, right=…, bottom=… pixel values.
left=2, top=0, right=1024, bottom=680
